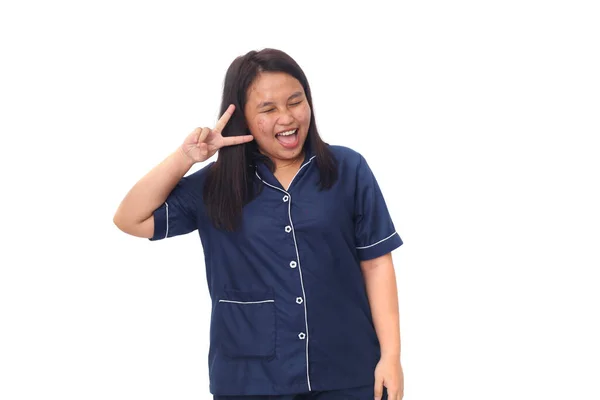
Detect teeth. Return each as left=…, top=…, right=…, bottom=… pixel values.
left=277, top=129, right=297, bottom=136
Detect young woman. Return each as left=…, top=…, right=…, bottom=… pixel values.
left=113, top=48, right=404, bottom=400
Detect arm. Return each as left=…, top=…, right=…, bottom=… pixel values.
left=113, top=104, right=254, bottom=239
left=113, top=147, right=195, bottom=238
left=360, top=252, right=401, bottom=360
left=361, top=252, right=404, bottom=399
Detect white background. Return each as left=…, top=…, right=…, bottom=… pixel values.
left=1, top=0, right=599, bottom=399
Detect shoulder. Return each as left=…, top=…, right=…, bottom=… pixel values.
left=177, top=161, right=215, bottom=194
left=326, top=145, right=381, bottom=187
left=327, top=145, right=368, bottom=174
left=327, top=145, right=365, bottom=166
left=184, top=161, right=214, bottom=180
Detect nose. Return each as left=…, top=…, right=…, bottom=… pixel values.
left=277, top=108, right=294, bottom=125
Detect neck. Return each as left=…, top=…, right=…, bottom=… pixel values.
left=257, top=146, right=305, bottom=173
left=273, top=152, right=304, bottom=173
left=271, top=153, right=305, bottom=191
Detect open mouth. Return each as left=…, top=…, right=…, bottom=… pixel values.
left=275, top=128, right=299, bottom=149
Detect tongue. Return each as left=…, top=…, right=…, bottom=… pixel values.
left=277, top=133, right=298, bottom=148
left=277, top=133, right=297, bottom=144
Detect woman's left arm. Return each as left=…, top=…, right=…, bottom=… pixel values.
left=361, top=252, right=404, bottom=400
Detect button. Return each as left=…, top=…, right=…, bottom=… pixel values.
left=296, top=297, right=303, bottom=304
left=283, top=195, right=289, bottom=202
left=298, top=332, right=306, bottom=340
left=290, top=261, right=297, bottom=268
left=285, top=225, right=292, bottom=233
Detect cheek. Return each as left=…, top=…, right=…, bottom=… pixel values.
left=297, top=104, right=311, bottom=125
left=256, top=117, right=270, bottom=135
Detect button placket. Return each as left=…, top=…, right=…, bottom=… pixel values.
left=283, top=194, right=306, bottom=343
left=256, top=167, right=314, bottom=390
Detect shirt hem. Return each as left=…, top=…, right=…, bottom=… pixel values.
left=148, top=202, right=167, bottom=241
left=357, top=232, right=403, bottom=260
left=210, top=375, right=375, bottom=396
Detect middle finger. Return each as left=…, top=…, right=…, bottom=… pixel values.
left=197, top=127, right=211, bottom=144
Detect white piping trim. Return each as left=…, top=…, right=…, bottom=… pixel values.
left=254, top=155, right=315, bottom=391
left=287, top=194, right=311, bottom=391
left=286, top=156, right=316, bottom=190
left=356, top=231, right=398, bottom=249
left=218, top=300, right=275, bottom=304
left=164, top=202, right=169, bottom=239
left=254, top=155, right=316, bottom=191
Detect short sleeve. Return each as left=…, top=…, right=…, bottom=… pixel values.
left=148, top=164, right=211, bottom=241
left=354, top=154, right=403, bottom=260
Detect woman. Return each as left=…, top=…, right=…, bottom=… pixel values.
left=113, top=48, right=404, bottom=400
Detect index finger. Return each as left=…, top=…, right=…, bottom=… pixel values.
left=213, top=104, right=235, bottom=133
left=221, top=134, right=254, bottom=147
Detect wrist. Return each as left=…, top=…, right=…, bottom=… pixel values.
left=380, top=350, right=401, bottom=363
left=176, top=145, right=196, bottom=169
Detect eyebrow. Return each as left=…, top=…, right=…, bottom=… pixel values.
left=256, top=91, right=304, bottom=109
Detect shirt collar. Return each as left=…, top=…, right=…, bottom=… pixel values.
left=254, top=140, right=316, bottom=190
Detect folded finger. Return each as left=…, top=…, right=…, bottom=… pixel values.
left=197, top=127, right=211, bottom=145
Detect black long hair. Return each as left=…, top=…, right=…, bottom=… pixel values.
left=204, top=48, right=338, bottom=231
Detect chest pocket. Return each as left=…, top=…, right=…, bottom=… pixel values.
left=216, top=288, right=276, bottom=359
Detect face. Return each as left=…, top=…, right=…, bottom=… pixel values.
left=244, top=71, right=311, bottom=168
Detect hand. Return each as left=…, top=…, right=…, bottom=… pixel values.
left=180, top=104, right=254, bottom=163
left=374, top=356, right=404, bottom=400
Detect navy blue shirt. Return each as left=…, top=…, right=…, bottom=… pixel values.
left=149, top=145, right=403, bottom=395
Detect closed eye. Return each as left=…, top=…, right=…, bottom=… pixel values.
left=261, top=101, right=303, bottom=113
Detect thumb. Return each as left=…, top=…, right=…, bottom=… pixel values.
left=374, top=374, right=385, bottom=400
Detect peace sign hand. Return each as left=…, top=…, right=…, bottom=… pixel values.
left=180, top=104, right=254, bottom=163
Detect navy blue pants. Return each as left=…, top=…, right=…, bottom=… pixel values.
left=213, top=384, right=388, bottom=400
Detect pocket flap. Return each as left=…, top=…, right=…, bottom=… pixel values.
left=216, top=288, right=276, bottom=359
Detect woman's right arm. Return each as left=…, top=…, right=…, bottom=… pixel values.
left=113, top=104, right=253, bottom=239
left=112, top=146, right=195, bottom=239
